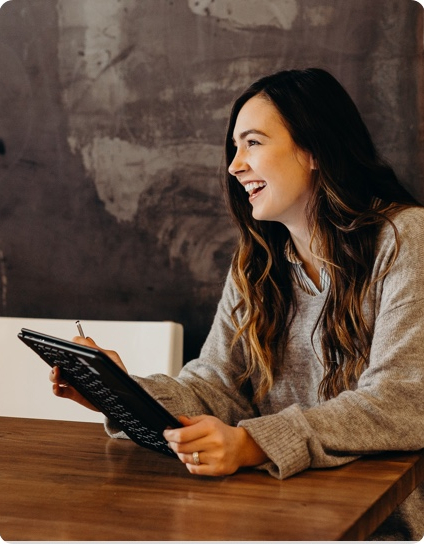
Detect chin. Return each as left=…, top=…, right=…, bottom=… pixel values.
left=251, top=207, right=270, bottom=222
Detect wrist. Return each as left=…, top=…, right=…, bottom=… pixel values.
left=236, top=426, right=269, bottom=468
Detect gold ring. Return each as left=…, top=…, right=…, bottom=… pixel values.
left=192, top=451, right=200, bottom=465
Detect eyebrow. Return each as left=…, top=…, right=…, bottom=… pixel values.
left=232, top=129, right=268, bottom=144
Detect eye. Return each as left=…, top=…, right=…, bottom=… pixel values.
left=247, top=139, right=260, bottom=148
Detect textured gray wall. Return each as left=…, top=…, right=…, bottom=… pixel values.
left=0, top=0, right=423, bottom=361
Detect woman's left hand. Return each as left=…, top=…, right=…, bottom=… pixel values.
left=163, top=414, right=268, bottom=476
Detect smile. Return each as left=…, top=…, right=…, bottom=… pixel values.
left=244, top=181, right=267, bottom=196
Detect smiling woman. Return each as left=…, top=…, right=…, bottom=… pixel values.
left=228, top=94, right=321, bottom=286
left=229, top=95, right=315, bottom=233
left=224, top=68, right=421, bottom=402
left=49, top=68, right=424, bottom=541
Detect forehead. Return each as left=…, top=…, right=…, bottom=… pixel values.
left=233, top=95, right=286, bottom=135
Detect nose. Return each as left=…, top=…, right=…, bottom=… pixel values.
left=228, top=149, right=248, bottom=177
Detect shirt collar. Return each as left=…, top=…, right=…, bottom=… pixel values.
left=284, top=237, right=303, bottom=265
left=284, top=236, right=330, bottom=295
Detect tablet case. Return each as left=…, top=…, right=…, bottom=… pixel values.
left=18, top=328, right=181, bottom=457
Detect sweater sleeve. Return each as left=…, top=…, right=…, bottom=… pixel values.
left=105, top=270, right=258, bottom=439
left=238, top=208, right=424, bottom=479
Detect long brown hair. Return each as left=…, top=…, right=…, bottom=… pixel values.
left=223, top=68, right=419, bottom=402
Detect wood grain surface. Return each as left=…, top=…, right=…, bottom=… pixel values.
left=1, top=416, right=423, bottom=541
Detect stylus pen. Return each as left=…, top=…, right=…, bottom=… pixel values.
left=75, top=320, right=86, bottom=338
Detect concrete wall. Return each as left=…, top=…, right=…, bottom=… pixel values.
left=0, top=0, right=423, bottom=362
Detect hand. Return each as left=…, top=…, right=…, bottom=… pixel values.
left=49, top=336, right=128, bottom=411
left=163, top=415, right=269, bottom=476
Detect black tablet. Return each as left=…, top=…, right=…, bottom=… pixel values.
left=18, top=328, right=182, bottom=457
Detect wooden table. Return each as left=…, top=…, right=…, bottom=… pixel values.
left=0, top=416, right=423, bottom=541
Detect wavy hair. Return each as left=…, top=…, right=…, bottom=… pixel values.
left=223, top=68, right=419, bottom=402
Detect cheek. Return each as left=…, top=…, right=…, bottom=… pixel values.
left=254, top=151, right=312, bottom=191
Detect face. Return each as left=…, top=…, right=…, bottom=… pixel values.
left=229, top=95, right=315, bottom=233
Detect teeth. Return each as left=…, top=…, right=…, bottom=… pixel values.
left=244, top=181, right=267, bottom=194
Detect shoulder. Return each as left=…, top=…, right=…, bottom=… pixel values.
left=373, top=206, right=424, bottom=296
left=377, top=206, right=424, bottom=252
left=390, top=206, right=424, bottom=233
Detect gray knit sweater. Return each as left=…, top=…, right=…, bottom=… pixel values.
left=106, top=207, right=424, bottom=540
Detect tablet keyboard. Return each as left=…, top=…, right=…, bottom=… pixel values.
left=33, top=342, right=176, bottom=457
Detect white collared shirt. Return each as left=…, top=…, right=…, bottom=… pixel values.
left=284, top=238, right=330, bottom=296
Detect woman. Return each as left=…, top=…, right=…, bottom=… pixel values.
left=51, top=68, right=424, bottom=539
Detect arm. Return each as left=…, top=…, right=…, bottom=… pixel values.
left=238, top=208, right=424, bottom=479
left=105, top=270, right=260, bottom=439
left=50, top=272, right=267, bottom=473
left=139, top=273, right=258, bottom=423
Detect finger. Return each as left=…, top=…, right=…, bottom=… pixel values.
left=167, top=437, right=206, bottom=455
left=72, top=336, right=96, bottom=347
left=49, top=366, right=68, bottom=385
left=176, top=451, right=208, bottom=466
left=182, top=456, right=231, bottom=477
left=52, top=382, right=74, bottom=398
left=102, top=349, right=127, bottom=372
left=178, top=415, right=197, bottom=426
left=72, top=337, right=128, bottom=373
left=52, top=381, right=99, bottom=411
left=178, top=414, right=209, bottom=426
left=164, top=426, right=207, bottom=445
left=49, top=367, right=57, bottom=383
left=164, top=416, right=209, bottom=444
left=184, top=463, right=226, bottom=477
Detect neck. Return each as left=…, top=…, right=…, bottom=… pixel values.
left=289, top=230, right=322, bottom=289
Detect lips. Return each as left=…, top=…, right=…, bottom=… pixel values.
left=244, top=181, right=267, bottom=196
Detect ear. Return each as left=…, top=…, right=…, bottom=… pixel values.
left=309, top=154, right=318, bottom=171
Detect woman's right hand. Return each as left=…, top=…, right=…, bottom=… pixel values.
left=49, top=336, right=128, bottom=412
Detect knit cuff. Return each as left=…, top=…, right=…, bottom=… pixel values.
left=238, top=406, right=311, bottom=480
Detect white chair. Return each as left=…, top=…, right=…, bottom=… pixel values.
left=0, top=317, right=183, bottom=422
